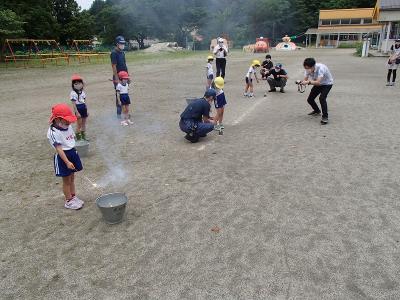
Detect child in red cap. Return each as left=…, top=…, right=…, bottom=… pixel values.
left=47, top=103, right=84, bottom=210
left=70, top=74, right=89, bottom=140
left=116, top=71, right=133, bottom=126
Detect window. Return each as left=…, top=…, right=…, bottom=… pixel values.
left=341, top=19, right=351, bottom=25
left=349, top=34, right=360, bottom=41
left=331, top=19, right=340, bottom=25
left=350, top=18, right=361, bottom=24
left=321, top=19, right=330, bottom=25
left=363, top=18, right=372, bottom=24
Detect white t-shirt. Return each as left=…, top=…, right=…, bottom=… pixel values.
left=47, top=125, right=76, bottom=150
left=206, top=62, right=214, bottom=76
left=213, top=44, right=228, bottom=58
left=70, top=90, right=86, bottom=105
left=246, top=66, right=256, bottom=79
left=116, top=83, right=129, bottom=94
left=304, top=63, right=334, bottom=85
left=391, top=45, right=400, bottom=56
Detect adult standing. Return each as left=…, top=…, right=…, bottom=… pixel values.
left=386, top=39, right=400, bottom=86
left=179, top=89, right=217, bottom=143
left=110, top=35, right=128, bottom=118
left=213, top=38, right=228, bottom=79
left=301, top=58, right=334, bottom=125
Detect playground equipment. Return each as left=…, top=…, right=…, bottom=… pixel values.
left=68, top=39, right=109, bottom=63
left=276, top=35, right=298, bottom=51
left=254, top=37, right=270, bottom=53
left=2, top=39, right=69, bottom=67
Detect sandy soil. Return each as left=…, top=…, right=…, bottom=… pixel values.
left=1, top=49, right=400, bottom=299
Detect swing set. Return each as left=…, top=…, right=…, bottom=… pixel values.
left=67, top=39, right=109, bottom=64
left=2, top=39, right=70, bottom=67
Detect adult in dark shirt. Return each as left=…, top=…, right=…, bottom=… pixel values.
left=179, top=89, right=217, bottom=143
left=266, top=63, right=288, bottom=93
left=110, top=35, right=128, bottom=118
left=261, top=54, right=273, bottom=80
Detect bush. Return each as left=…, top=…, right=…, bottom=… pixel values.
left=337, top=43, right=359, bottom=48
left=355, top=42, right=363, bottom=57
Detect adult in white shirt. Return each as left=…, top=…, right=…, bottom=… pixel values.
left=213, top=37, right=228, bottom=78
left=301, top=58, right=334, bottom=125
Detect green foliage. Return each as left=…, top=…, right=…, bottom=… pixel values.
left=355, top=42, right=363, bottom=56
left=337, top=43, right=359, bottom=48
left=0, top=9, right=25, bottom=37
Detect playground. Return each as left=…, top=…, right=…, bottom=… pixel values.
left=1, top=48, right=400, bottom=299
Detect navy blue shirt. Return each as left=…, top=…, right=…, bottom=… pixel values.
left=180, top=98, right=211, bottom=122
left=110, top=49, right=128, bottom=72
left=268, top=69, right=287, bottom=81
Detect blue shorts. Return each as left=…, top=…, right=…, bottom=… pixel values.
left=54, top=148, right=83, bottom=177
left=215, top=93, right=227, bottom=109
left=76, top=103, right=88, bottom=118
left=120, top=94, right=131, bottom=105
left=207, top=74, right=214, bottom=80
left=245, top=77, right=253, bottom=84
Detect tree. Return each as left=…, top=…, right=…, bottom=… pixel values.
left=0, top=9, right=25, bottom=38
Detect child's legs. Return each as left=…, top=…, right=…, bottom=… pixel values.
left=387, top=69, right=393, bottom=82
left=76, top=118, right=82, bottom=132
left=62, top=175, right=73, bottom=200
left=249, top=82, right=254, bottom=93
left=70, top=173, right=76, bottom=195
left=393, top=69, right=397, bottom=82
left=122, top=105, right=128, bottom=119
left=81, top=117, right=87, bottom=131
left=245, top=83, right=250, bottom=92
left=217, top=107, right=224, bottom=124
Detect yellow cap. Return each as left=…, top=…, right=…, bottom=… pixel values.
left=252, top=59, right=261, bottom=67
left=214, top=76, right=224, bottom=89
left=207, top=55, right=214, bottom=60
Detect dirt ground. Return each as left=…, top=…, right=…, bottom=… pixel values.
left=1, top=48, right=400, bottom=299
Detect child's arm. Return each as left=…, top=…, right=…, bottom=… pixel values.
left=71, top=101, right=81, bottom=118
left=55, top=145, right=75, bottom=170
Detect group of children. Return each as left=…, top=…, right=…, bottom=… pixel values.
left=47, top=70, right=134, bottom=210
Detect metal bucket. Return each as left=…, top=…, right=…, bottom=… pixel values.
left=75, top=140, right=89, bottom=157
left=96, top=193, right=128, bottom=224
left=186, top=97, right=198, bottom=105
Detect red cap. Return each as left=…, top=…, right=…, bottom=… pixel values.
left=71, top=74, right=83, bottom=82
left=118, top=71, right=129, bottom=79
left=49, top=103, right=77, bottom=123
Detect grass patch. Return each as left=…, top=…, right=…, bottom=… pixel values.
left=337, top=43, right=360, bottom=49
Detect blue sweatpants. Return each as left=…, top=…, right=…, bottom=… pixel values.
left=179, top=119, right=214, bottom=138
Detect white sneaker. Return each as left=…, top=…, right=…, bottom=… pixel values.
left=391, top=82, right=395, bottom=86
left=249, top=93, right=254, bottom=97
left=214, top=124, right=221, bottom=131
left=127, top=119, right=134, bottom=125
left=244, top=92, right=248, bottom=97
left=386, top=82, right=391, bottom=86
left=64, top=198, right=82, bottom=210
left=72, top=196, right=84, bottom=206
left=120, top=120, right=129, bottom=126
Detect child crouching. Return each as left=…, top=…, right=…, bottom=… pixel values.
left=47, top=103, right=84, bottom=210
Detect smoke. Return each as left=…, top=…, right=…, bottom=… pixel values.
left=93, top=114, right=132, bottom=190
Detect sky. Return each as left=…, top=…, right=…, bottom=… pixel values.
left=76, top=0, right=94, bottom=10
